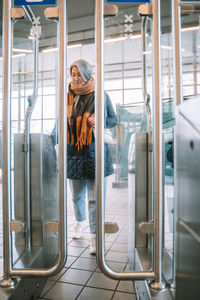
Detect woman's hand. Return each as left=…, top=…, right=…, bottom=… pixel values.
left=87, top=115, right=95, bottom=127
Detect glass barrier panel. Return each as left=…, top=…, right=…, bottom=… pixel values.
left=104, top=3, right=152, bottom=274
left=10, top=3, right=60, bottom=270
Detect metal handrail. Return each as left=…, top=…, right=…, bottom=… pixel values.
left=172, top=0, right=182, bottom=107
left=150, top=0, right=165, bottom=289
left=23, top=7, right=40, bottom=250
left=142, top=17, right=149, bottom=105
left=2, top=0, right=12, bottom=285
left=2, top=0, right=67, bottom=279
left=141, top=15, right=153, bottom=258
left=95, top=0, right=165, bottom=282
left=141, top=16, right=152, bottom=143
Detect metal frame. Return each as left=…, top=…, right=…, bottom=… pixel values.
left=95, top=0, right=164, bottom=287
left=172, top=0, right=200, bottom=107
left=141, top=16, right=153, bottom=235
left=150, top=0, right=165, bottom=290
left=1, top=0, right=67, bottom=280
left=23, top=6, right=40, bottom=250
left=170, top=0, right=199, bottom=288
left=172, top=0, right=182, bottom=107
left=170, top=0, right=199, bottom=289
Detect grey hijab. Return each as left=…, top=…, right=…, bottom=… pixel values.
left=70, top=59, right=92, bottom=82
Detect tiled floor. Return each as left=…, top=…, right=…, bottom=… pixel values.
left=0, top=173, right=174, bottom=299
left=0, top=175, right=137, bottom=299
left=39, top=175, right=136, bottom=299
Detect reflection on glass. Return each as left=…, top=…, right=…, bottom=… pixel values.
left=10, top=4, right=60, bottom=271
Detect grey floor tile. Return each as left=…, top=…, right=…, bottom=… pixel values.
left=105, top=235, right=118, bottom=243
left=49, top=267, right=67, bottom=281
left=68, top=246, right=86, bottom=257
left=117, top=281, right=135, bottom=293
left=65, top=255, right=77, bottom=268
left=59, top=268, right=93, bottom=285
left=112, top=291, right=137, bottom=300
left=40, top=279, right=56, bottom=297
left=96, top=261, right=126, bottom=273
left=87, top=272, right=118, bottom=290
left=77, top=286, right=114, bottom=300
left=67, top=237, right=73, bottom=244
left=80, top=248, right=97, bottom=259
left=106, top=251, right=128, bottom=263
left=105, top=241, right=113, bottom=251
left=115, top=236, right=128, bottom=244
left=110, top=243, right=128, bottom=253
left=107, top=261, right=126, bottom=272
left=71, top=257, right=97, bottom=271
left=45, top=282, right=83, bottom=300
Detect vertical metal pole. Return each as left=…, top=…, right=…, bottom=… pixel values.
left=170, top=0, right=183, bottom=289
left=58, top=0, right=67, bottom=270
left=141, top=16, right=153, bottom=252
left=24, top=38, right=39, bottom=250
left=95, top=0, right=156, bottom=281
left=170, top=126, right=176, bottom=289
left=192, top=31, right=197, bottom=95
left=141, top=16, right=152, bottom=135
left=0, top=0, right=14, bottom=288
left=18, top=65, right=21, bottom=132
left=96, top=0, right=105, bottom=267
left=1, top=0, right=67, bottom=279
left=170, top=0, right=182, bottom=289
left=172, top=0, right=182, bottom=107
left=142, top=17, right=148, bottom=104
left=151, top=0, right=166, bottom=290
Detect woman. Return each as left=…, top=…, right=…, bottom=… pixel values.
left=51, top=59, right=117, bottom=254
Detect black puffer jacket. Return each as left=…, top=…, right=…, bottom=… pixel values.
left=51, top=92, right=117, bottom=179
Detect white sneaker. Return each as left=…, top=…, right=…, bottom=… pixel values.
left=73, top=221, right=83, bottom=239
left=89, top=234, right=96, bottom=255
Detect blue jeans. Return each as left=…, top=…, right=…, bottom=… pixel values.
left=69, top=177, right=108, bottom=234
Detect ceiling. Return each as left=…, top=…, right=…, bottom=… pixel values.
left=0, top=1, right=199, bottom=62
left=0, top=1, right=175, bottom=51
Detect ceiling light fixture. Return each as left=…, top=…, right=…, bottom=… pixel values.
left=129, top=34, right=143, bottom=39
left=12, top=53, right=26, bottom=59
left=13, top=48, right=33, bottom=53
left=42, top=47, right=58, bottom=53
left=104, top=36, right=127, bottom=43
left=181, top=26, right=200, bottom=32
left=161, top=45, right=172, bottom=50
left=67, top=43, right=82, bottom=49
left=142, top=51, right=152, bottom=55
left=42, top=43, right=82, bottom=53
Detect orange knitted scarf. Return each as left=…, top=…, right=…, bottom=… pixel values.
left=67, top=77, right=95, bottom=150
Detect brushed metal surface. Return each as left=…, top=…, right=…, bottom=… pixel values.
left=176, top=97, right=200, bottom=300
left=135, top=132, right=148, bottom=248
left=13, top=133, right=59, bottom=268
left=128, top=132, right=148, bottom=270
left=134, top=248, right=174, bottom=300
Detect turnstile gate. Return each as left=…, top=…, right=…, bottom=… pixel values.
left=13, top=133, right=58, bottom=269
